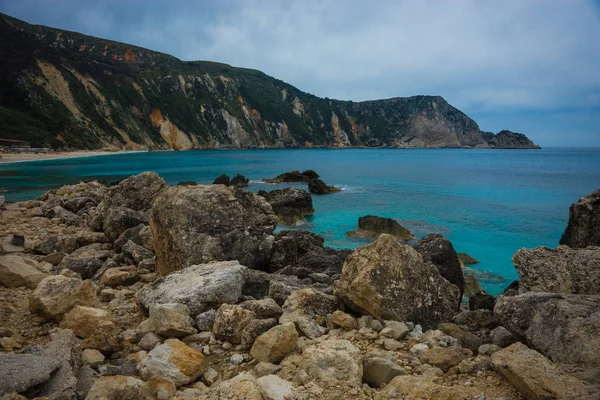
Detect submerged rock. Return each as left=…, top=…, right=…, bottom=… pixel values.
left=560, top=188, right=600, bottom=248
left=347, top=215, right=413, bottom=241
left=513, top=245, right=600, bottom=294
left=337, top=234, right=460, bottom=329
left=151, top=185, right=277, bottom=275
left=136, top=261, right=247, bottom=316
left=257, top=188, right=314, bottom=226
left=415, top=233, right=465, bottom=301
left=213, top=174, right=231, bottom=185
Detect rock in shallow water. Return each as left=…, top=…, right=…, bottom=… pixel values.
left=560, top=188, right=600, bottom=248
left=347, top=215, right=413, bottom=241
left=337, top=234, right=460, bottom=330
left=257, top=187, right=314, bottom=226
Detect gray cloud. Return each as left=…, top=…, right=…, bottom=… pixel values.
left=1, top=0, right=599, bottom=145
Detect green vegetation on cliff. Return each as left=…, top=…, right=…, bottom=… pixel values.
left=0, top=13, right=539, bottom=150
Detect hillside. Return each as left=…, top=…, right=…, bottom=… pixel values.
left=0, top=13, right=540, bottom=150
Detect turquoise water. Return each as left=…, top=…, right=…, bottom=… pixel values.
left=1, top=148, right=599, bottom=295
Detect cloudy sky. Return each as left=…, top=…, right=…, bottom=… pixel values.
left=1, top=0, right=599, bottom=146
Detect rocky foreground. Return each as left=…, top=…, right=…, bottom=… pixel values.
left=0, top=173, right=598, bottom=400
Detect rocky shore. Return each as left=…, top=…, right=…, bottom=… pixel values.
left=0, top=173, right=598, bottom=399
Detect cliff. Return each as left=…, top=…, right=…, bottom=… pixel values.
left=0, top=13, right=540, bottom=150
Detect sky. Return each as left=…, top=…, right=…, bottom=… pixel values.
left=1, top=0, right=599, bottom=147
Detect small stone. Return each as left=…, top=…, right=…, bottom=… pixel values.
left=138, top=332, right=163, bottom=351
left=409, top=343, right=429, bottom=357
left=230, top=353, right=244, bottom=365
left=81, top=349, right=105, bottom=368
left=195, top=309, right=217, bottom=332
left=202, top=367, right=219, bottom=386
left=138, top=376, right=177, bottom=400
left=256, top=375, right=294, bottom=400
left=331, top=310, right=358, bottom=330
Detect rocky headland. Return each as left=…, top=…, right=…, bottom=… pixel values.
left=0, top=173, right=598, bottom=399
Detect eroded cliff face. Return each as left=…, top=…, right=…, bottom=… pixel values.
left=0, top=13, right=540, bottom=150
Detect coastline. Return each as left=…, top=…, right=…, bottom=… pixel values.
left=0, top=150, right=148, bottom=164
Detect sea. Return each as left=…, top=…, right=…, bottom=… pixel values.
left=1, top=148, right=599, bottom=295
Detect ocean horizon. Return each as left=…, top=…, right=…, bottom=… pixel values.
left=1, top=147, right=599, bottom=295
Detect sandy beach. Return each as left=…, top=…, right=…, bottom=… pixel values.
left=0, top=150, right=146, bottom=164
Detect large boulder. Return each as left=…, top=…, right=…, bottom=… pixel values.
left=308, top=178, right=340, bottom=194
left=57, top=243, right=113, bottom=279
left=494, top=292, right=600, bottom=382
left=336, top=234, right=460, bottom=329
left=263, top=170, right=319, bottom=183
left=0, top=254, right=50, bottom=289
left=138, top=339, right=205, bottom=387
left=301, top=339, right=363, bottom=386
left=257, top=188, right=314, bottom=225
left=347, top=215, right=413, bottom=241
left=60, top=306, right=115, bottom=339
left=513, top=245, right=600, bottom=294
left=30, top=275, right=97, bottom=319
left=104, top=172, right=167, bottom=212
left=414, top=233, right=465, bottom=301
left=560, top=189, right=600, bottom=248
left=136, top=261, right=247, bottom=316
left=103, top=207, right=148, bottom=242
left=151, top=185, right=277, bottom=275
left=491, top=342, right=592, bottom=399
left=0, top=354, right=61, bottom=396
left=250, top=322, right=298, bottom=363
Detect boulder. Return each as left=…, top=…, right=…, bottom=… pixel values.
left=36, top=329, right=81, bottom=400
left=0, top=254, right=49, bottom=289
left=58, top=243, right=113, bottom=279
left=257, top=188, right=314, bottom=225
left=85, top=376, right=143, bottom=400
left=47, top=179, right=107, bottom=204
left=301, top=339, right=363, bottom=386
left=207, top=373, right=264, bottom=400
left=362, top=357, right=406, bottom=388
left=213, top=174, right=231, bottom=185
left=494, top=292, right=600, bottom=382
left=138, top=376, right=177, bottom=400
left=103, top=207, right=148, bottom=242
left=138, top=339, right=205, bottom=386
left=279, top=288, right=338, bottom=339
left=104, top=172, right=167, bottom=212
left=239, top=298, right=282, bottom=320
left=438, top=323, right=481, bottom=353
left=336, top=234, right=460, bottom=329
left=136, top=261, right=246, bottom=316
left=256, top=375, right=293, bottom=400
left=491, top=342, right=592, bottom=399
left=414, top=233, right=464, bottom=301
left=263, top=170, right=319, bottom=183
left=99, top=266, right=136, bottom=287
left=151, top=185, right=277, bottom=274
left=379, top=375, right=489, bottom=399
left=138, top=303, right=197, bottom=337
left=513, top=245, right=600, bottom=294
left=250, top=322, right=298, bottom=363
left=269, top=230, right=324, bottom=271
left=138, top=332, right=163, bottom=351
left=212, top=304, right=256, bottom=344
left=469, top=292, right=496, bottom=311
left=33, top=234, right=79, bottom=255
left=231, top=174, right=250, bottom=188
left=0, top=354, right=60, bottom=396
left=81, top=349, right=105, bottom=368
left=30, top=275, right=97, bottom=319
left=420, top=347, right=473, bottom=372
left=347, top=215, right=413, bottom=241
left=560, top=189, right=600, bottom=248
left=331, top=310, right=358, bottom=330
left=308, top=178, right=340, bottom=194
left=195, top=309, right=217, bottom=332
left=60, top=306, right=115, bottom=339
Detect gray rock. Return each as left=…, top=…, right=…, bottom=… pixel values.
left=560, top=189, right=600, bottom=248
left=414, top=233, right=464, bottom=302
left=75, top=365, right=97, bottom=400
left=337, top=234, right=460, bottom=330
left=151, top=185, right=277, bottom=275
left=239, top=298, right=282, bottom=320
left=136, top=261, right=246, bottom=316
left=495, top=292, right=600, bottom=383
left=33, top=235, right=79, bottom=255
left=513, top=245, right=600, bottom=295
left=103, top=207, right=148, bottom=243
left=138, top=332, right=163, bottom=351
left=113, top=224, right=145, bottom=253
left=195, top=309, right=217, bottom=332
left=58, top=243, right=113, bottom=279
left=104, top=172, right=167, bottom=212
left=257, top=188, right=314, bottom=226
left=0, top=354, right=61, bottom=396
left=279, top=288, right=338, bottom=339
left=36, top=329, right=81, bottom=400
left=362, top=357, right=406, bottom=388
left=490, top=326, right=517, bottom=348
left=121, top=240, right=153, bottom=264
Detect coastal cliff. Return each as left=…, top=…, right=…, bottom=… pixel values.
left=0, top=13, right=540, bottom=150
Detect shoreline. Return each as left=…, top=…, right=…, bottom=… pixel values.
left=0, top=150, right=148, bottom=164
